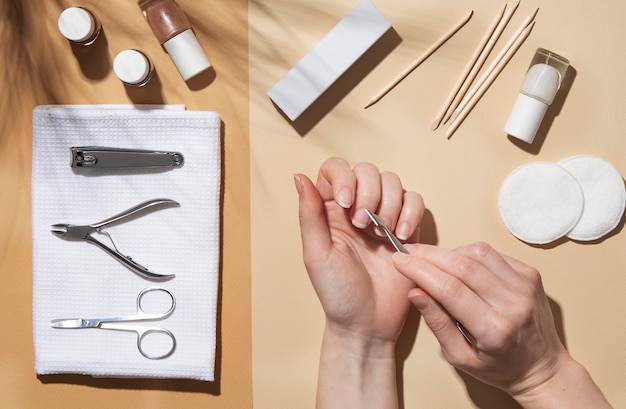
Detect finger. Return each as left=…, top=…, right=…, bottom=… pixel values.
left=316, top=157, right=356, bottom=208
left=351, top=162, right=382, bottom=228
left=412, top=242, right=515, bottom=306
left=501, top=253, right=528, bottom=271
left=454, top=242, right=541, bottom=303
left=396, top=190, right=425, bottom=241
left=454, top=242, right=522, bottom=287
left=408, top=288, right=474, bottom=361
left=392, top=250, right=491, bottom=337
left=501, top=253, right=541, bottom=284
left=375, top=171, right=403, bottom=232
left=501, top=253, right=548, bottom=304
left=294, top=174, right=332, bottom=268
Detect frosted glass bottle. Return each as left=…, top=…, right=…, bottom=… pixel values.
left=504, top=48, right=570, bottom=143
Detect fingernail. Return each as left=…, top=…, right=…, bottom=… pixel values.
left=293, top=174, right=303, bottom=196
left=396, top=222, right=410, bottom=240
left=382, top=217, right=393, bottom=230
left=408, top=291, right=430, bottom=310
left=336, top=187, right=352, bottom=209
left=392, top=251, right=411, bottom=265
left=352, top=208, right=369, bottom=228
left=373, top=217, right=393, bottom=237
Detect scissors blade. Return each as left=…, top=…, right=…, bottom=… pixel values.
left=364, top=209, right=409, bottom=254
left=51, top=318, right=87, bottom=328
left=51, top=318, right=102, bottom=328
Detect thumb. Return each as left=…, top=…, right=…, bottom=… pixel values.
left=294, top=174, right=332, bottom=265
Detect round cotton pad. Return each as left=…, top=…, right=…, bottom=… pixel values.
left=559, top=155, right=626, bottom=241
left=498, top=162, right=584, bottom=244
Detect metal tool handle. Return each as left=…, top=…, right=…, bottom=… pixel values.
left=97, top=287, right=177, bottom=359
left=136, top=327, right=177, bottom=359
left=90, top=199, right=180, bottom=229
left=99, top=323, right=177, bottom=360
left=135, top=287, right=176, bottom=320
left=70, top=147, right=184, bottom=169
left=85, top=235, right=175, bottom=280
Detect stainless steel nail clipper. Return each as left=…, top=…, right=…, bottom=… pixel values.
left=70, top=147, right=184, bottom=169
left=51, top=199, right=179, bottom=280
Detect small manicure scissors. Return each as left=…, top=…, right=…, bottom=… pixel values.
left=51, top=287, right=177, bottom=360
left=364, top=209, right=476, bottom=345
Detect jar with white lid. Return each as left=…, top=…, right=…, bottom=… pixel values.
left=113, top=49, right=155, bottom=87
left=57, top=7, right=102, bottom=46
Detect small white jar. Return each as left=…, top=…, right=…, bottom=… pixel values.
left=113, top=49, right=154, bottom=86
left=58, top=7, right=101, bottom=46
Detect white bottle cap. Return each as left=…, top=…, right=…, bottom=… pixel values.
left=113, top=50, right=152, bottom=85
left=58, top=7, right=95, bottom=42
left=162, top=29, right=211, bottom=81
left=503, top=93, right=548, bottom=144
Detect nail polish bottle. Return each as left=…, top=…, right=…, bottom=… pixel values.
left=57, top=7, right=102, bottom=46
left=113, top=49, right=154, bottom=86
left=504, top=48, right=570, bottom=144
left=137, top=0, right=211, bottom=81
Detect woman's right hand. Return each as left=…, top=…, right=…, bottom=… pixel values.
left=393, top=242, right=613, bottom=409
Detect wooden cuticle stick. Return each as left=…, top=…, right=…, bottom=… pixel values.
left=365, top=10, right=473, bottom=109
left=450, top=7, right=539, bottom=123
left=441, top=0, right=520, bottom=125
left=446, top=21, right=536, bottom=139
left=431, top=3, right=507, bottom=130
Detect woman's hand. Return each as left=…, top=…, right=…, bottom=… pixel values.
left=393, top=242, right=612, bottom=409
left=295, top=157, right=425, bottom=409
left=296, top=157, right=424, bottom=343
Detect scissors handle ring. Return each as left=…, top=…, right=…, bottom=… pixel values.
left=135, top=287, right=177, bottom=359
left=137, top=286, right=176, bottom=319
left=136, top=327, right=177, bottom=360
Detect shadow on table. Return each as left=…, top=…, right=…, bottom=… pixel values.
left=271, top=27, right=402, bottom=136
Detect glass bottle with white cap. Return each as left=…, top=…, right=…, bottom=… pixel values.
left=503, top=48, right=570, bottom=144
left=57, top=7, right=102, bottom=46
left=137, top=0, right=211, bottom=81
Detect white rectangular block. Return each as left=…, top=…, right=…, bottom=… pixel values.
left=267, top=0, right=392, bottom=121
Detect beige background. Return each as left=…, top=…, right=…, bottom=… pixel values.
left=1, top=0, right=251, bottom=408
left=250, top=0, right=626, bottom=408
left=1, top=0, right=624, bottom=408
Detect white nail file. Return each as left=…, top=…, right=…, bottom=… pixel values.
left=267, top=0, right=392, bottom=121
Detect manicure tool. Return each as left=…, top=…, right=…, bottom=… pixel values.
left=70, top=147, right=184, bottom=169
left=51, top=199, right=179, bottom=281
left=365, top=10, right=473, bottom=109
left=51, top=287, right=177, bottom=360
left=267, top=0, right=392, bottom=121
left=364, top=209, right=476, bottom=345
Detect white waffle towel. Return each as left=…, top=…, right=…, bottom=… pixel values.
left=32, top=105, right=220, bottom=381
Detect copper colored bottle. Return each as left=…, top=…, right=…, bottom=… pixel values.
left=138, top=0, right=211, bottom=81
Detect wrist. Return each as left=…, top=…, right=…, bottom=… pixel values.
left=511, top=353, right=612, bottom=409
left=316, top=323, right=398, bottom=409
left=322, top=322, right=397, bottom=361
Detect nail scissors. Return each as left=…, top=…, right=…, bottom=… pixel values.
left=51, top=287, right=177, bottom=360
left=364, top=209, right=476, bottom=345
left=51, top=199, right=179, bottom=281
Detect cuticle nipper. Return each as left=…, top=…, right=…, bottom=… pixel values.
left=51, top=198, right=179, bottom=281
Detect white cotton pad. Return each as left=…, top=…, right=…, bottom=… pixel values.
left=558, top=155, right=626, bottom=241
left=498, top=162, right=584, bottom=244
